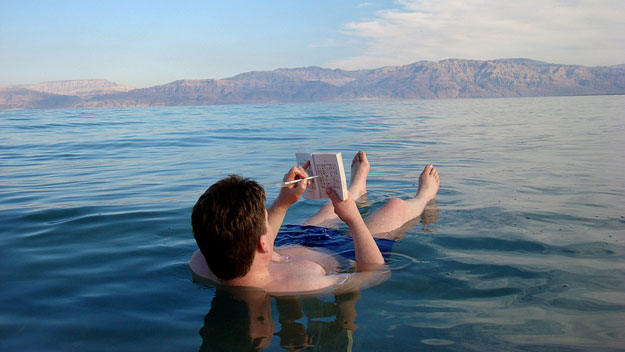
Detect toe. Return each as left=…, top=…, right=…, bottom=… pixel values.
left=353, top=150, right=367, bottom=166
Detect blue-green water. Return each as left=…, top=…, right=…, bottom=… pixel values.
left=1, top=96, right=624, bottom=351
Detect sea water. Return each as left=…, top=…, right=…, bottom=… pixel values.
left=1, top=96, right=624, bottom=351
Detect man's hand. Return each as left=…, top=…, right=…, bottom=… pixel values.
left=327, top=187, right=385, bottom=267
left=276, top=161, right=311, bottom=206
left=268, top=162, right=312, bottom=241
left=326, top=187, right=362, bottom=226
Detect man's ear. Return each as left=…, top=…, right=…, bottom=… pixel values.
left=258, top=234, right=270, bottom=253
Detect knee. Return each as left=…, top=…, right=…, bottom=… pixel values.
left=377, top=197, right=411, bottom=220
left=386, top=197, right=407, bottom=209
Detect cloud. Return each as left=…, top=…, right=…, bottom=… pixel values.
left=328, top=0, right=625, bottom=69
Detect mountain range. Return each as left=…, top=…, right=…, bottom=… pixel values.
left=2, top=58, right=624, bottom=110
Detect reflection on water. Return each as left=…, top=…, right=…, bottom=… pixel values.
left=200, top=289, right=274, bottom=351
left=200, top=288, right=361, bottom=352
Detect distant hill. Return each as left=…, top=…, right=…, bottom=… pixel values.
left=0, top=79, right=134, bottom=110
left=18, top=79, right=134, bottom=96
left=1, top=59, right=624, bottom=110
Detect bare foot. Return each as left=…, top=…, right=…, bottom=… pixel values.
left=416, top=164, right=440, bottom=202
left=349, top=150, right=370, bottom=199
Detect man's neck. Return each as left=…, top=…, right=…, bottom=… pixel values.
left=224, top=258, right=271, bottom=288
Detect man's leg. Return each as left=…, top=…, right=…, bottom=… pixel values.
left=363, top=164, right=439, bottom=237
left=304, top=151, right=441, bottom=235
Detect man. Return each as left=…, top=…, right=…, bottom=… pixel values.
left=190, top=151, right=440, bottom=293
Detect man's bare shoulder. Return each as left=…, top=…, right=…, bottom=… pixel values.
left=268, top=247, right=390, bottom=294
left=190, top=249, right=221, bottom=282
left=270, top=245, right=344, bottom=293
left=274, top=245, right=341, bottom=273
left=266, top=252, right=350, bottom=294
left=189, top=248, right=351, bottom=294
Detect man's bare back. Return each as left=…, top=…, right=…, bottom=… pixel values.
left=190, top=151, right=440, bottom=294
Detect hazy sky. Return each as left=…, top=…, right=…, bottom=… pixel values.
left=1, top=0, right=624, bottom=87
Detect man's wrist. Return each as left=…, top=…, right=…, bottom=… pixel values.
left=272, top=195, right=293, bottom=210
left=346, top=216, right=365, bottom=229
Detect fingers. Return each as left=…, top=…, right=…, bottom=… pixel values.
left=327, top=188, right=359, bottom=224
left=284, top=165, right=310, bottom=182
left=296, top=174, right=308, bottom=192
left=327, top=187, right=353, bottom=205
left=295, top=165, right=309, bottom=178
left=326, top=187, right=339, bottom=203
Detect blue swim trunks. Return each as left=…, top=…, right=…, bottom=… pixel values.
left=276, top=224, right=395, bottom=260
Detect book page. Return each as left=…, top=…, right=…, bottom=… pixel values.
left=295, top=152, right=320, bottom=199
left=311, top=152, right=348, bottom=200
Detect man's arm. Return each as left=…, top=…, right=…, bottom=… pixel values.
left=326, top=188, right=385, bottom=269
left=267, top=163, right=310, bottom=242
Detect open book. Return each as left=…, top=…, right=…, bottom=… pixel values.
left=296, top=152, right=348, bottom=201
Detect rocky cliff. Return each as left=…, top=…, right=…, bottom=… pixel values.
left=1, top=59, right=624, bottom=110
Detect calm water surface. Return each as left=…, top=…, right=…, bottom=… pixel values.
left=1, top=96, right=624, bottom=351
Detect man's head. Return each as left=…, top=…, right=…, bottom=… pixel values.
left=191, top=175, right=266, bottom=280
